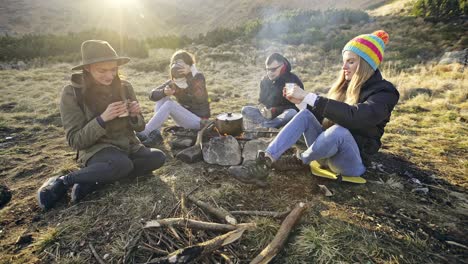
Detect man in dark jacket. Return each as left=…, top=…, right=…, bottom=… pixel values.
left=242, top=53, right=303, bottom=128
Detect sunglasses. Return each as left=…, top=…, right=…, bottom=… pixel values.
left=266, top=64, right=282, bottom=72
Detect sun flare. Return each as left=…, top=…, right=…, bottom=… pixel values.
left=107, top=0, right=137, bottom=8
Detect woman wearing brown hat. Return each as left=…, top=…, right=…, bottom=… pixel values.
left=37, top=40, right=166, bottom=210
left=136, top=50, right=210, bottom=147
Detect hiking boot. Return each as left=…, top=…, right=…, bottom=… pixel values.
left=229, top=151, right=272, bottom=187
left=37, top=176, right=67, bottom=210
left=70, top=183, right=98, bottom=204
left=142, top=129, right=163, bottom=147
left=135, top=132, right=148, bottom=142
left=272, top=150, right=307, bottom=171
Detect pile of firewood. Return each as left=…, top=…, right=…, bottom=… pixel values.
left=117, top=190, right=307, bottom=264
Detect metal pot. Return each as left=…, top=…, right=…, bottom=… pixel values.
left=215, top=112, right=243, bottom=136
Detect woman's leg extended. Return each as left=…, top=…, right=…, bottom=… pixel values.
left=301, top=125, right=366, bottom=176
left=129, top=147, right=166, bottom=176
left=266, top=109, right=323, bottom=160
left=142, top=97, right=172, bottom=135
left=263, top=108, right=297, bottom=128
left=63, top=147, right=134, bottom=185
left=167, top=102, right=201, bottom=130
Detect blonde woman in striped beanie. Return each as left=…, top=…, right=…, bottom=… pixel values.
left=231, top=30, right=400, bottom=187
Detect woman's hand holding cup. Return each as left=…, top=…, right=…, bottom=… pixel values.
left=127, top=101, right=141, bottom=117
left=100, top=101, right=128, bottom=122
left=283, top=83, right=308, bottom=104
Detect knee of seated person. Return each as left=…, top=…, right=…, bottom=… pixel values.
left=155, top=97, right=171, bottom=109
left=108, top=156, right=134, bottom=177
left=326, top=125, right=351, bottom=138
left=297, top=108, right=310, bottom=116
left=284, top=108, right=298, bottom=115
left=295, top=108, right=314, bottom=121
left=152, top=150, right=166, bottom=167
left=241, top=105, right=256, bottom=115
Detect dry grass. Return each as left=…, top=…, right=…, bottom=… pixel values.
left=1, top=11, right=467, bottom=263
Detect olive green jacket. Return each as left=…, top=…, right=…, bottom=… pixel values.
left=60, top=73, right=145, bottom=166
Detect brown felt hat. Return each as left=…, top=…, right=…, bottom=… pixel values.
left=72, top=40, right=130, bottom=70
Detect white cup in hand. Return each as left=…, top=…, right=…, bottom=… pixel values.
left=286, top=83, right=295, bottom=94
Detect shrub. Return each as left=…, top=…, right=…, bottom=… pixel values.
left=412, top=0, right=466, bottom=20
left=0, top=29, right=148, bottom=62
left=145, top=35, right=191, bottom=49
left=128, top=58, right=169, bottom=73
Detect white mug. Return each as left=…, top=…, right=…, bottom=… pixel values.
left=286, top=83, right=295, bottom=93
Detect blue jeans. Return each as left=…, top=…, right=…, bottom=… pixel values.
left=265, top=109, right=366, bottom=176
left=242, top=106, right=297, bottom=128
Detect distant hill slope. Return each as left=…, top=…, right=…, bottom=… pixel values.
left=0, top=0, right=387, bottom=37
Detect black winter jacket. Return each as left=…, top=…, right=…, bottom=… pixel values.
left=149, top=72, right=210, bottom=118
left=309, top=70, right=399, bottom=155
left=259, top=58, right=304, bottom=118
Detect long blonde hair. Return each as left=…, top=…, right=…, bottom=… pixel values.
left=322, top=57, right=375, bottom=128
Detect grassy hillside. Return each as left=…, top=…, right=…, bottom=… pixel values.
left=0, top=0, right=467, bottom=263
left=0, top=0, right=387, bottom=37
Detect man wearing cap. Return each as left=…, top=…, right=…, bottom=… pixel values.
left=37, top=40, right=166, bottom=210
left=137, top=50, right=210, bottom=147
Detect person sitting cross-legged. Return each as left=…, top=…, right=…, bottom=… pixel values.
left=37, top=40, right=166, bottom=210
left=242, top=53, right=304, bottom=129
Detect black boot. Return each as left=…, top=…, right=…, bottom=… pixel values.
left=37, top=176, right=68, bottom=210
left=142, top=129, right=163, bottom=147
left=70, top=183, right=98, bottom=204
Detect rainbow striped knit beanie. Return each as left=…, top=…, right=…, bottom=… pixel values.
left=342, top=30, right=389, bottom=71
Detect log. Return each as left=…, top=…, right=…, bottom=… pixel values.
left=176, top=121, right=214, bottom=163
left=230, top=210, right=291, bottom=219
left=187, top=195, right=238, bottom=225
left=144, top=218, right=255, bottom=233
left=145, top=228, right=246, bottom=264
left=250, top=202, right=307, bottom=264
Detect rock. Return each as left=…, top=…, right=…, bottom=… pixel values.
left=439, top=49, right=467, bottom=65
left=176, top=145, right=203, bottom=163
left=202, top=136, right=241, bottom=166
left=412, top=187, right=429, bottom=195
left=242, top=138, right=271, bottom=162
left=171, top=137, right=195, bottom=149
left=0, top=184, right=12, bottom=208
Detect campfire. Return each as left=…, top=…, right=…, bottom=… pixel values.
left=171, top=121, right=280, bottom=166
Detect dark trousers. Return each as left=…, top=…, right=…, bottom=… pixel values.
left=63, top=147, right=166, bottom=185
